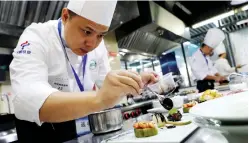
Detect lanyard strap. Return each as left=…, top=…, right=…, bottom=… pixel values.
left=200, top=49, right=208, bottom=65
left=57, top=19, right=87, bottom=92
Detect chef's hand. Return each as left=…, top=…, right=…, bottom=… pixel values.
left=220, top=76, right=227, bottom=81
left=140, top=72, right=159, bottom=86
left=96, top=70, right=143, bottom=108
left=214, top=76, right=222, bottom=82
left=236, top=64, right=242, bottom=69
left=215, top=76, right=226, bottom=82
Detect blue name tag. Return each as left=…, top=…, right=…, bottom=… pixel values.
left=75, top=117, right=91, bottom=136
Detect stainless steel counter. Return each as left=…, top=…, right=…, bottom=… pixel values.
left=64, top=112, right=248, bottom=143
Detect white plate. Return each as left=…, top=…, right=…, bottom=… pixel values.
left=190, top=91, right=248, bottom=121
left=103, top=115, right=197, bottom=143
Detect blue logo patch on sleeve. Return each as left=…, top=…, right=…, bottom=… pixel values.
left=17, top=41, right=31, bottom=54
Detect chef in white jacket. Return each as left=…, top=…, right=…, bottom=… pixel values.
left=9, top=1, right=158, bottom=142
left=214, top=43, right=242, bottom=76
left=190, top=28, right=226, bottom=92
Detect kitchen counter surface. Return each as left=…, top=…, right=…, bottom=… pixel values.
left=64, top=113, right=246, bottom=143
left=64, top=88, right=248, bottom=143
left=64, top=124, right=247, bottom=143
left=5, top=89, right=247, bottom=143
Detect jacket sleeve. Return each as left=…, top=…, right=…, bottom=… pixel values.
left=9, top=39, right=58, bottom=126
left=223, top=60, right=236, bottom=73
left=97, top=40, right=111, bottom=80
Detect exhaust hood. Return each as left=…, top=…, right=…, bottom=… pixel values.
left=115, top=1, right=190, bottom=56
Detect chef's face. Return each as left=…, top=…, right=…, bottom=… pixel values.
left=203, top=45, right=214, bottom=56
left=61, top=8, right=109, bottom=56
left=224, top=53, right=227, bottom=58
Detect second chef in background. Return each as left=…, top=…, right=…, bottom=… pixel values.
left=214, top=43, right=242, bottom=77
left=190, top=28, right=226, bottom=92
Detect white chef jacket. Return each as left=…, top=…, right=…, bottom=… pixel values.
left=190, top=49, right=218, bottom=80
left=9, top=20, right=110, bottom=125
left=214, top=58, right=235, bottom=76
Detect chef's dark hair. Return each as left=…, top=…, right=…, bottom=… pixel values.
left=68, top=9, right=77, bottom=19
left=218, top=54, right=224, bottom=57
left=201, top=43, right=206, bottom=48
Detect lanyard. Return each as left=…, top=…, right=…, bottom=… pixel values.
left=200, top=49, right=208, bottom=65
left=57, top=19, right=87, bottom=92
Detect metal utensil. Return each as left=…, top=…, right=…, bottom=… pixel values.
left=88, top=107, right=123, bottom=134
left=241, top=64, right=247, bottom=67
left=146, top=86, right=174, bottom=110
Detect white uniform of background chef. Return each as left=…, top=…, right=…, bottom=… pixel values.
left=9, top=0, right=158, bottom=142
left=214, top=43, right=242, bottom=76
left=190, top=28, right=226, bottom=92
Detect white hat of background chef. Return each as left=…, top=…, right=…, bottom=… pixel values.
left=215, top=43, right=226, bottom=55
left=204, top=28, right=225, bottom=49
left=67, top=0, right=117, bottom=27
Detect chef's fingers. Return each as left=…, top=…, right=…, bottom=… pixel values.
left=117, top=70, right=143, bottom=88
left=128, top=70, right=140, bottom=76
left=117, top=75, right=141, bottom=95
left=124, top=85, right=140, bottom=96
left=141, top=72, right=159, bottom=86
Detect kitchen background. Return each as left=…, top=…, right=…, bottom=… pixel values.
left=0, top=1, right=248, bottom=114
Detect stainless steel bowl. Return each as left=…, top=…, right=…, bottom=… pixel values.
left=88, top=108, right=123, bottom=134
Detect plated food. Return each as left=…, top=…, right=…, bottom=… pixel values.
left=199, top=90, right=222, bottom=102
left=152, top=108, right=191, bottom=127
left=152, top=113, right=166, bottom=128
left=167, top=108, right=182, bottom=121
left=183, top=101, right=198, bottom=113
left=133, top=121, right=158, bottom=138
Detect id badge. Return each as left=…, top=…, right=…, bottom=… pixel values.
left=75, top=117, right=91, bottom=136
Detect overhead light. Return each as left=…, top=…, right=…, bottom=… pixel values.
left=237, top=19, right=248, bottom=25
left=162, top=52, right=167, bottom=55
left=231, top=0, right=248, bottom=5
left=242, top=5, right=248, bottom=11
left=120, top=49, right=129, bottom=53
left=175, top=2, right=192, bottom=15
left=192, top=10, right=235, bottom=28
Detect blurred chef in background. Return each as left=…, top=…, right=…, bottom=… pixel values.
left=214, top=43, right=242, bottom=77
left=190, top=28, right=226, bottom=92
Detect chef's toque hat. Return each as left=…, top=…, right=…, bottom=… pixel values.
left=204, top=28, right=225, bottom=49
left=67, top=0, right=117, bottom=27
left=215, top=43, right=226, bottom=55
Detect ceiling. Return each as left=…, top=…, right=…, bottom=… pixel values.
left=114, top=1, right=248, bottom=59
left=190, top=10, right=248, bottom=44
left=0, top=1, right=248, bottom=64
left=155, top=1, right=247, bottom=27
left=118, top=30, right=180, bottom=56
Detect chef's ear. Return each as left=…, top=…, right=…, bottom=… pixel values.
left=61, top=8, right=76, bottom=24
left=61, top=8, right=70, bottom=24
